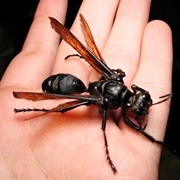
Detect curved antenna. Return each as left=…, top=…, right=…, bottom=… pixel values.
left=152, top=93, right=173, bottom=106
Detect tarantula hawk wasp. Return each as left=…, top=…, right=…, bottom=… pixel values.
left=13, top=14, right=172, bottom=174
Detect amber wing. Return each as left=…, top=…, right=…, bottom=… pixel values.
left=13, top=91, right=100, bottom=102
left=49, top=14, right=113, bottom=79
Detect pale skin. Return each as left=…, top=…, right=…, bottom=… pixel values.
left=0, top=0, right=172, bottom=179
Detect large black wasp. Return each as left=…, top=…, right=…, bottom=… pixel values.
left=13, top=14, right=172, bottom=173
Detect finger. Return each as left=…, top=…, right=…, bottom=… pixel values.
left=1, top=0, right=68, bottom=89
left=130, top=21, right=173, bottom=141
left=52, top=0, right=120, bottom=82
left=103, top=0, right=152, bottom=85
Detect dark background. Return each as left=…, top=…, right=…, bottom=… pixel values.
left=0, top=0, right=180, bottom=179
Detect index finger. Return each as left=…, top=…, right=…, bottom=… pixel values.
left=0, top=0, right=67, bottom=89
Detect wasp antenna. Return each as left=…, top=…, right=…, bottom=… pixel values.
left=152, top=93, right=173, bottom=106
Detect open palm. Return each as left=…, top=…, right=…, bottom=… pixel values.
left=0, top=0, right=172, bottom=179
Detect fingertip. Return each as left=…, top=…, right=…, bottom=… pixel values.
left=135, top=19, right=173, bottom=91
left=146, top=20, right=172, bottom=35
left=143, top=20, right=173, bottom=59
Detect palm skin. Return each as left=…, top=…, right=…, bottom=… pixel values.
left=0, top=0, right=172, bottom=179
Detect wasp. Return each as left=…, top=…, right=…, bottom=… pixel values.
left=13, top=14, right=172, bottom=173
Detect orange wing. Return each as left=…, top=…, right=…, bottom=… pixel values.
left=49, top=15, right=113, bottom=79
left=13, top=91, right=100, bottom=102
left=79, top=14, right=106, bottom=64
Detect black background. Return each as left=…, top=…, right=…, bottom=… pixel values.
left=0, top=0, right=180, bottom=179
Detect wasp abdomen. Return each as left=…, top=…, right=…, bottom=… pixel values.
left=42, top=73, right=86, bottom=94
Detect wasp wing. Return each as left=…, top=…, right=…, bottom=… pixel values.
left=49, top=16, right=113, bottom=79
left=13, top=91, right=100, bottom=103
left=42, top=100, right=90, bottom=114
left=79, top=14, right=106, bottom=65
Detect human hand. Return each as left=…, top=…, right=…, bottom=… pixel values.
left=0, top=0, right=172, bottom=179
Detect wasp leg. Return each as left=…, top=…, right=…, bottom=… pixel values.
left=122, top=112, right=174, bottom=152
left=65, top=54, right=83, bottom=60
left=14, top=100, right=90, bottom=114
left=101, top=108, right=118, bottom=174
left=135, top=115, right=148, bottom=130
left=14, top=108, right=49, bottom=113
left=142, top=115, right=148, bottom=130
left=131, top=84, right=147, bottom=93
left=14, top=100, right=91, bottom=121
